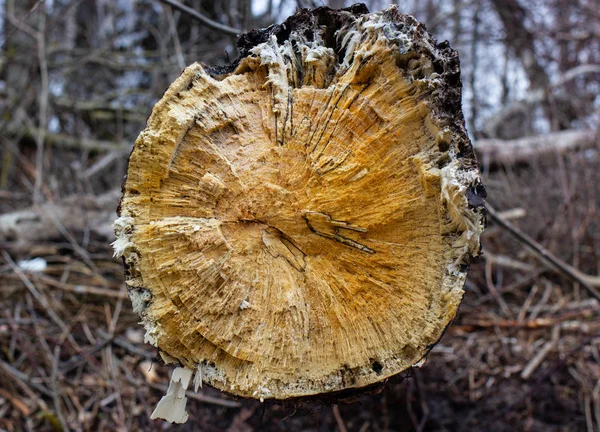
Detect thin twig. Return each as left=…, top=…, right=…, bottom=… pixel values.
left=59, top=337, right=114, bottom=374
left=2, top=1, right=44, bottom=47
left=158, top=0, right=241, bottom=36
left=44, top=207, right=109, bottom=286
left=484, top=251, right=535, bottom=272
left=33, top=3, right=48, bottom=204
left=517, top=284, right=539, bottom=322
left=51, top=345, right=69, bottom=431
left=2, top=250, right=72, bottom=338
left=527, top=280, right=553, bottom=321
left=164, top=6, right=186, bottom=70
left=485, top=258, right=513, bottom=318
left=0, top=388, right=31, bottom=416
left=34, top=273, right=128, bottom=299
left=456, top=305, right=598, bottom=330
left=0, top=359, right=54, bottom=399
left=486, top=203, right=600, bottom=299
left=332, top=405, right=348, bottom=432
left=96, top=329, right=155, bottom=360
left=521, top=325, right=560, bottom=379
left=5, top=125, right=130, bottom=152
left=592, top=381, right=600, bottom=432
left=82, top=151, right=121, bottom=179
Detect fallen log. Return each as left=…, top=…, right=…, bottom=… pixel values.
left=0, top=189, right=119, bottom=246
left=113, top=4, right=485, bottom=419
left=5, top=125, right=130, bottom=153
left=475, top=129, right=597, bottom=167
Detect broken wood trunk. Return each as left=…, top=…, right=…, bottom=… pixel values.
left=114, top=4, right=485, bottom=421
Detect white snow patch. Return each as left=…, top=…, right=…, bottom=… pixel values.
left=17, top=258, right=47, bottom=272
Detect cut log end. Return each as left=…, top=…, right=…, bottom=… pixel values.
left=115, top=4, right=485, bottom=408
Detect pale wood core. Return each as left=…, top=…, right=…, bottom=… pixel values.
left=115, top=6, right=485, bottom=400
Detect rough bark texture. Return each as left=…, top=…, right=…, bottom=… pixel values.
left=114, top=5, right=485, bottom=410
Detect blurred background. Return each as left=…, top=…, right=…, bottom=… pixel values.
left=0, top=0, right=599, bottom=430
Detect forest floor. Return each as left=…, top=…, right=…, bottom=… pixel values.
left=0, top=147, right=599, bottom=431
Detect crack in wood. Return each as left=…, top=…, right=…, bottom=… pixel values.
left=313, top=79, right=372, bottom=163
left=278, top=87, right=294, bottom=146
left=261, top=227, right=306, bottom=271
left=315, top=149, right=353, bottom=176
left=310, top=84, right=352, bottom=159
left=304, top=211, right=374, bottom=254
left=305, top=86, right=337, bottom=150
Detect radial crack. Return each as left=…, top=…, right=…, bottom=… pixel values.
left=304, top=211, right=374, bottom=253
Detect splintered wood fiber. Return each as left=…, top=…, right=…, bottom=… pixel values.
left=115, top=5, right=485, bottom=400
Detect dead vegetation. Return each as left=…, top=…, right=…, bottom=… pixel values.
left=1, top=0, right=600, bottom=431
left=1, top=133, right=598, bottom=431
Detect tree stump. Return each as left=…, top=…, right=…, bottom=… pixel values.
left=114, top=4, right=485, bottom=421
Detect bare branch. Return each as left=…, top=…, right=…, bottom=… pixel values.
left=157, top=0, right=241, bottom=36
left=485, top=203, right=600, bottom=299
left=5, top=126, right=130, bottom=152
left=1, top=250, right=73, bottom=337
left=34, top=5, right=48, bottom=205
